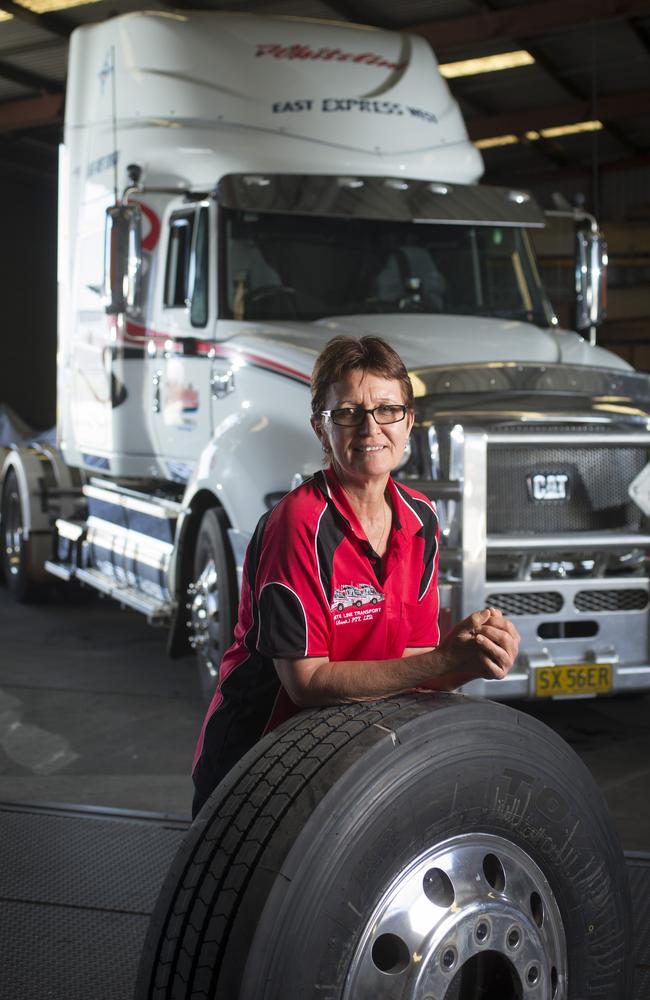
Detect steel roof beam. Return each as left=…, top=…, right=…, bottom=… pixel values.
left=485, top=149, right=650, bottom=185
left=0, top=58, right=60, bottom=91
left=468, top=0, right=640, bottom=159
left=0, top=91, right=63, bottom=132
left=0, top=0, right=73, bottom=39
left=411, top=0, right=650, bottom=50
left=466, top=88, right=650, bottom=141
left=312, top=0, right=392, bottom=27
left=627, top=16, right=650, bottom=55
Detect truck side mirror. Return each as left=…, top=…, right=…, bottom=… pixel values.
left=103, top=204, right=143, bottom=316
left=575, top=229, right=607, bottom=340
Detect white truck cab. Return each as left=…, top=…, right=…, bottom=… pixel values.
left=3, top=11, right=650, bottom=703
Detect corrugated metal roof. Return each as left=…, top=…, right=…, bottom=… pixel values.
left=455, top=65, right=571, bottom=112
left=66, top=0, right=165, bottom=25
left=0, top=0, right=647, bottom=220
left=0, top=75, right=33, bottom=99
left=534, top=21, right=650, bottom=94
left=3, top=43, right=66, bottom=80
left=378, top=0, right=481, bottom=25
left=0, top=15, right=55, bottom=50
left=242, top=0, right=359, bottom=19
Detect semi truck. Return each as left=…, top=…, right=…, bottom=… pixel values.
left=3, top=10, right=650, bottom=704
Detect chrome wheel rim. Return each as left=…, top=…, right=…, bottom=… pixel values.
left=187, top=559, right=221, bottom=683
left=3, top=483, right=23, bottom=578
left=344, top=833, right=566, bottom=999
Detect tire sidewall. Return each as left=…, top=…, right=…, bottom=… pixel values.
left=239, top=705, right=630, bottom=999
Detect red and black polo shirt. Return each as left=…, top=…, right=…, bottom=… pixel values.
left=192, top=466, right=439, bottom=799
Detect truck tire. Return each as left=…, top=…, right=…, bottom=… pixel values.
left=187, top=507, right=237, bottom=702
left=1, top=468, right=41, bottom=602
left=135, top=694, right=632, bottom=1000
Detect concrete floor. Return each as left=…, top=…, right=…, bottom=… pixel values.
left=0, top=584, right=203, bottom=818
left=1, top=584, right=649, bottom=849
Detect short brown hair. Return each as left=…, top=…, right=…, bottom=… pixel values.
left=311, top=336, right=414, bottom=416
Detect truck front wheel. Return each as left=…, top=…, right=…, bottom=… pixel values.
left=1, top=468, right=40, bottom=602
left=187, top=507, right=237, bottom=702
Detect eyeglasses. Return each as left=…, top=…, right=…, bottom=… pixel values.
left=320, top=404, right=408, bottom=427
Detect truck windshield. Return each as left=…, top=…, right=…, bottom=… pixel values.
left=221, top=208, right=548, bottom=326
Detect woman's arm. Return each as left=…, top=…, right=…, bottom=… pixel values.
left=274, top=608, right=520, bottom=707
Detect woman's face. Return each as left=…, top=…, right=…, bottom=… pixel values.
left=312, top=369, right=414, bottom=487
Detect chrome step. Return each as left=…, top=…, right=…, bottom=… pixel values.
left=74, top=568, right=172, bottom=623
left=85, top=478, right=182, bottom=519
left=55, top=517, right=85, bottom=541
left=44, top=560, right=75, bottom=582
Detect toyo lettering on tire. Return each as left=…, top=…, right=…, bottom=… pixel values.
left=135, top=694, right=632, bottom=999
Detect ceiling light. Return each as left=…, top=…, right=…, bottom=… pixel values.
left=477, top=120, right=604, bottom=150
left=439, top=50, right=534, bottom=79
left=475, top=134, right=519, bottom=149
left=12, top=0, right=101, bottom=12
left=526, top=119, right=603, bottom=140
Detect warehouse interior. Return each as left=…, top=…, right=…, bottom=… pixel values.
left=1, top=2, right=650, bottom=999
left=1, top=0, right=649, bottom=430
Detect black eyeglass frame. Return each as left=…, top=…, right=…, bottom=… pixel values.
left=320, top=404, right=409, bottom=427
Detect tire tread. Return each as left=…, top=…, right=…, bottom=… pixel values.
left=137, top=699, right=412, bottom=999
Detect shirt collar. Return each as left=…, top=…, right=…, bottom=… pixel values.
left=319, top=467, right=423, bottom=538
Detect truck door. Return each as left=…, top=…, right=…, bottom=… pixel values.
left=149, top=202, right=214, bottom=482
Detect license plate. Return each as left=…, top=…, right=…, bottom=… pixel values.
left=535, top=663, right=613, bottom=698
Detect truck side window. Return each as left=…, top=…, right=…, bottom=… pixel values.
left=190, top=207, right=209, bottom=328
left=164, top=212, right=195, bottom=307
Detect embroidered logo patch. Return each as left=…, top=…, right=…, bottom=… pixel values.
left=331, top=583, right=384, bottom=612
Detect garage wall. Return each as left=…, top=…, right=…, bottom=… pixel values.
left=0, top=164, right=57, bottom=432
left=530, top=167, right=650, bottom=371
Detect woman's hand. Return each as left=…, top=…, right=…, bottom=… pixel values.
left=274, top=608, right=520, bottom=706
left=422, top=607, right=520, bottom=690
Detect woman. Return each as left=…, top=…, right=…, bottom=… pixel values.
left=192, top=336, right=519, bottom=814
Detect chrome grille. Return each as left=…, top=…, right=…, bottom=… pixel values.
left=574, top=589, right=648, bottom=612
left=487, top=445, right=646, bottom=534
left=494, top=423, right=625, bottom=434
left=486, top=592, right=564, bottom=616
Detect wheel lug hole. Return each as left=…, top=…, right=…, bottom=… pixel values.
left=507, top=926, right=521, bottom=950
left=475, top=920, right=489, bottom=943
left=441, top=947, right=456, bottom=970
left=527, top=964, right=540, bottom=986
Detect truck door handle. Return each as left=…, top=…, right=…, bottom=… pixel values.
left=211, top=368, right=235, bottom=399
left=152, top=370, right=163, bottom=412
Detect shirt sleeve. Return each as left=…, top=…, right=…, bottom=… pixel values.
left=255, top=499, right=331, bottom=660
left=406, top=498, right=440, bottom=648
